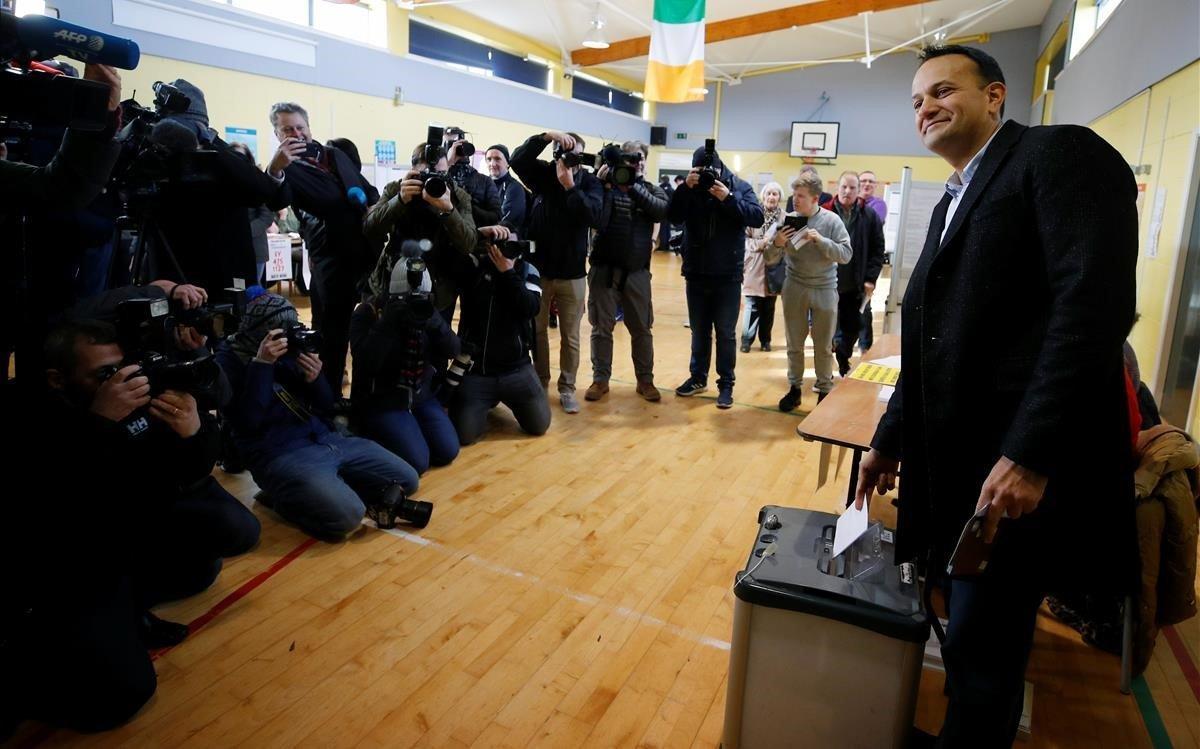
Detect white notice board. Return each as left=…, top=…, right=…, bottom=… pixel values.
left=883, top=167, right=945, bottom=334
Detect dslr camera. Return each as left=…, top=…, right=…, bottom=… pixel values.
left=414, top=124, right=449, bottom=199
left=598, top=143, right=642, bottom=188
left=171, top=286, right=253, bottom=341
left=276, top=323, right=323, bottom=356
left=696, top=138, right=720, bottom=190
left=553, top=145, right=596, bottom=170
left=112, top=297, right=222, bottom=396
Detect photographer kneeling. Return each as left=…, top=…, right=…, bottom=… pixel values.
left=449, top=226, right=550, bottom=445
left=215, top=291, right=423, bottom=539
left=351, top=240, right=461, bottom=474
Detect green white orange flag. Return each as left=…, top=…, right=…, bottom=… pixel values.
left=644, top=0, right=706, bottom=103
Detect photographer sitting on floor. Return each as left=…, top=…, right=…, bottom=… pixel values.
left=215, top=290, right=423, bottom=539
left=351, top=240, right=461, bottom=474
left=2, top=317, right=261, bottom=735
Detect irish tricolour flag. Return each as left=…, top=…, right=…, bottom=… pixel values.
left=644, top=0, right=706, bottom=103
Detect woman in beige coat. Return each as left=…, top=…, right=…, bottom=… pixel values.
left=741, top=182, right=783, bottom=352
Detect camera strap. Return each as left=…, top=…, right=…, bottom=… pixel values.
left=274, top=383, right=315, bottom=424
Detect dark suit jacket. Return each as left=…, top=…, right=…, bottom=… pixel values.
left=871, top=120, right=1139, bottom=592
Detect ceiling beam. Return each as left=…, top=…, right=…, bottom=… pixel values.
left=570, top=0, right=928, bottom=66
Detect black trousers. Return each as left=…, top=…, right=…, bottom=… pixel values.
left=834, top=290, right=864, bottom=371
left=4, top=577, right=156, bottom=733
left=133, top=476, right=261, bottom=609
left=741, top=295, right=777, bottom=348
left=939, top=576, right=1044, bottom=747
left=309, top=253, right=357, bottom=394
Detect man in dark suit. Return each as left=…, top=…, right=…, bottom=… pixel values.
left=268, top=102, right=377, bottom=395
left=855, top=46, right=1137, bottom=745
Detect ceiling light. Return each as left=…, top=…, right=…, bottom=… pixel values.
left=689, top=87, right=709, bottom=95
left=582, top=10, right=610, bottom=49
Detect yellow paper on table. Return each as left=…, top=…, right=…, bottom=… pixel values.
left=848, top=363, right=900, bottom=386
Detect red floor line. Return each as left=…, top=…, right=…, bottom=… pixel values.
left=1161, top=624, right=1200, bottom=705
left=151, top=537, right=319, bottom=661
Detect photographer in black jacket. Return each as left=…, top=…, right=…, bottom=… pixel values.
left=131, top=80, right=291, bottom=300
left=509, top=130, right=602, bottom=414
left=2, top=318, right=260, bottom=734
left=585, top=140, right=668, bottom=403
left=267, top=101, right=375, bottom=395
left=449, top=227, right=550, bottom=445
left=1, top=63, right=123, bottom=384
left=668, top=143, right=764, bottom=409
left=351, top=244, right=461, bottom=474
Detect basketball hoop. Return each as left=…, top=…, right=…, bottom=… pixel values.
left=802, top=148, right=820, bottom=165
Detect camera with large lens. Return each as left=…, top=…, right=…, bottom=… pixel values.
left=553, top=145, right=597, bottom=170
left=112, top=297, right=222, bottom=398
left=696, top=138, right=720, bottom=190
left=368, top=482, right=432, bottom=530
left=412, top=124, right=450, bottom=199
left=500, top=239, right=535, bottom=260
left=598, top=143, right=642, bottom=187
left=170, top=287, right=250, bottom=340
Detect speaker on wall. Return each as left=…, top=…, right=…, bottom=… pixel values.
left=650, top=126, right=667, bottom=146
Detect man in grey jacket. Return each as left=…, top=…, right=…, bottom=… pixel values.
left=767, top=172, right=852, bottom=411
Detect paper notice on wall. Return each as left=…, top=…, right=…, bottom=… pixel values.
left=1146, top=186, right=1167, bottom=259
left=265, top=234, right=292, bottom=282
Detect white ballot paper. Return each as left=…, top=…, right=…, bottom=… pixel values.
left=832, top=500, right=870, bottom=557
left=869, top=355, right=903, bottom=369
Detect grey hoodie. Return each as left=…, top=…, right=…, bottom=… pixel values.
left=764, top=206, right=852, bottom=289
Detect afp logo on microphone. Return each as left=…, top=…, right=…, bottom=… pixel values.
left=51, top=28, right=106, bottom=52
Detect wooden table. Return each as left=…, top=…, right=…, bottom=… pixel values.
left=796, top=333, right=900, bottom=506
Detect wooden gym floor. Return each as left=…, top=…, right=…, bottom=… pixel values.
left=13, top=251, right=1199, bottom=748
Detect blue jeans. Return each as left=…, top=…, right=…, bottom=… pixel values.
left=939, top=576, right=1044, bottom=747
left=252, top=433, right=419, bottom=540
left=357, top=397, right=460, bottom=475
left=685, top=275, right=741, bottom=388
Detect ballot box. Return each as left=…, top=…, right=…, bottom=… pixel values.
left=722, top=506, right=930, bottom=749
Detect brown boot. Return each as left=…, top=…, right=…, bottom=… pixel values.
left=636, top=380, right=662, bottom=402
left=585, top=381, right=609, bottom=401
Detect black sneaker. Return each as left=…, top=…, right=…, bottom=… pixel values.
left=817, top=391, right=829, bottom=404
left=139, top=611, right=189, bottom=649
left=740, top=343, right=751, bottom=353
left=778, top=387, right=802, bottom=412
left=761, top=343, right=771, bottom=352
left=716, top=387, right=734, bottom=409
left=675, top=377, right=707, bottom=397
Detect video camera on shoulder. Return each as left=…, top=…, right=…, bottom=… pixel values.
left=0, top=14, right=140, bottom=135
left=553, top=145, right=596, bottom=170
left=598, top=143, right=642, bottom=187
left=112, top=297, right=221, bottom=396
left=414, top=125, right=450, bottom=199
left=696, top=138, right=720, bottom=190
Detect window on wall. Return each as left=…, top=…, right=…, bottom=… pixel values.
left=408, top=19, right=551, bottom=91
left=1069, top=0, right=1125, bottom=59
left=572, top=76, right=642, bottom=117
left=222, top=0, right=387, bottom=47
left=313, top=0, right=387, bottom=48
left=229, top=0, right=309, bottom=27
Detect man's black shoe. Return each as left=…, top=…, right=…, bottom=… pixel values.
left=675, top=377, right=708, bottom=397
left=716, top=387, right=734, bottom=409
left=139, top=612, right=189, bottom=649
left=817, top=391, right=829, bottom=404
left=778, top=387, right=802, bottom=412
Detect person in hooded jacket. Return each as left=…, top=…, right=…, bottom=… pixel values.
left=667, top=145, right=764, bottom=409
